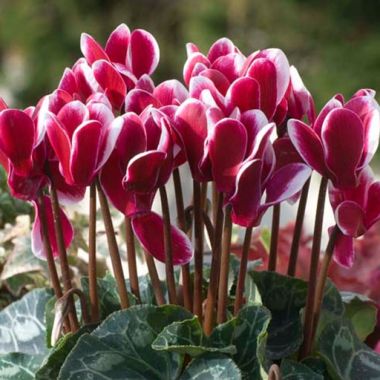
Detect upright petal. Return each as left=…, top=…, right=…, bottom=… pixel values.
left=229, top=159, right=262, bottom=227
left=359, top=109, right=380, bottom=169
left=70, top=120, right=103, bottom=186
left=125, top=89, right=160, bottom=114
left=132, top=212, right=193, bottom=265
left=199, top=69, right=230, bottom=95
left=287, top=119, right=326, bottom=175
left=209, top=118, right=247, bottom=193
left=153, top=80, right=188, bottom=106
left=80, top=33, right=109, bottom=65
left=128, top=29, right=160, bottom=78
left=322, top=108, right=363, bottom=189
left=313, top=97, right=343, bottom=137
left=207, top=38, right=235, bottom=63
left=246, top=58, right=277, bottom=120
left=57, top=100, right=89, bottom=139
left=92, top=60, right=127, bottom=110
left=58, top=68, right=78, bottom=95
left=0, top=109, right=34, bottom=175
left=225, top=77, right=260, bottom=113
left=183, top=52, right=210, bottom=85
left=174, top=99, right=208, bottom=181
left=105, top=23, right=130, bottom=64
left=211, top=53, right=244, bottom=83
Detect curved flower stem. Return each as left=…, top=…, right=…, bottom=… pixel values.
left=125, top=216, right=140, bottom=303
left=234, top=226, right=253, bottom=315
left=312, top=225, right=339, bottom=340
left=49, top=183, right=79, bottom=332
left=96, top=178, right=129, bottom=309
left=202, top=210, right=215, bottom=250
left=144, top=250, right=165, bottom=305
left=268, top=204, right=281, bottom=271
left=299, top=176, right=328, bottom=359
left=192, top=180, right=204, bottom=317
left=159, top=186, right=177, bottom=304
left=217, top=204, right=233, bottom=324
left=288, top=178, right=311, bottom=276
left=173, top=168, right=192, bottom=311
left=204, top=192, right=224, bottom=335
left=88, top=183, right=99, bottom=322
left=59, top=288, right=91, bottom=325
left=37, top=192, right=63, bottom=300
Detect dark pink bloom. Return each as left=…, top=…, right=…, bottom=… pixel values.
left=44, top=99, right=121, bottom=186
left=329, top=168, right=380, bottom=267
left=288, top=90, right=379, bottom=189
left=31, top=195, right=73, bottom=260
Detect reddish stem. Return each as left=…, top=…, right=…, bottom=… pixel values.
left=268, top=204, right=281, bottom=271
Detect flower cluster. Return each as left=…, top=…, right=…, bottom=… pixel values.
left=0, top=23, right=379, bottom=272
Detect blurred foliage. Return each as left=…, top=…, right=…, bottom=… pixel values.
left=0, top=0, right=379, bottom=110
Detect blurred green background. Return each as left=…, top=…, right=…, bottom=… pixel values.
left=0, top=0, right=379, bottom=110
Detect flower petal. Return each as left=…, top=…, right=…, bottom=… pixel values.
left=199, top=69, right=230, bottom=95
left=264, top=163, right=311, bottom=206
left=225, top=77, right=260, bottom=113
left=57, top=100, right=89, bottom=139
left=209, top=118, right=247, bottom=193
left=335, top=201, right=365, bottom=237
left=70, top=120, right=103, bottom=186
left=287, top=118, right=326, bottom=175
left=174, top=99, right=208, bottom=181
left=211, top=53, right=244, bottom=83
left=183, top=52, right=210, bottom=85
left=153, top=80, right=188, bottom=106
left=0, top=97, right=8, bottom=111
left=207, top=38, right=235, bottom=63
left=105, top=23, right=130, bottom=64
left=313, top=97, right=342, bottom=137
left=246, top=58, right=277, bottom=120
left=80, top=33, right=109, bottom=65
left=123, top=150, right=166, bottom=193
left=58, top=68, right=78, bottom=95
left=124, top=89, right=160, bottom=114
left=322, top=108, right=363, bottom=189
left=32, top=195, right=73, bottom=260
left=0, top=109, right=34, bottom=175
left=128, top=29, right=160, bottom=78
left=359, top=109, right=380, bottom=169
left=230, top=159, right=263, bottom=227
left=92, top=59, right=127, bottom=110
left=132, top=212, right=193, bottom=265
left=333, top=231, right=355, bottom=268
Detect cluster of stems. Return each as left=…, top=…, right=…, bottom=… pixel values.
left=41, top=163, right=337, bottom=359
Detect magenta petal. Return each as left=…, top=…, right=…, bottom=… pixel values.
left=247, top=122, right=275, bottom=161
left=31, top=196, right=73, bottom=260
left=313, top=97, right=343, bottom=137
left=209, top=118, right=247, bottom=193
left=0, top=109, right=34, bottom=175
left=128, top=29, right=159, bottom=78
left=333, top=231, right=355, bottom=268
left=211, top=53, right=244, bottom=83
left=45, top=113, right=73, bottom=183
left=153, top=80, right=188, bottom=106
left=124, top=151, right=166, bottom=193
left=0, top=97, right=8, bottom=111
left=132, top=212, right=193, bottom=265
left=246, top=58, right=277, bottom=120
left=322, top=108, right=363, bottom=189
left=135, top=74, right=155, bottom=93
left=335, top=201, right=365, bottom=237
left=125, top=89, right=160, bottom=114
left=230, top=159, right=262, bottom=227
left=58, top=68, right=78, bottom=95
left=264, top=163, right=311, bottom=206
left=70, top=120, right=103, bottom=186
left=93, top=60, right=127, bottom=109
left=57, top=100, right=89, bottom=139
left=105, top=23, right=130, bottom=64
left=359, top=109, right=380, bottom=169
left=80, top=33, right=109, bottom=65
left=366, top=182, right=380, bottom=229
left=225, top=77, right=260, bottom=113
left=72, top=58, right=99, bottom=99
left=174, top=99, right=207, bottom=181
left=183, top=52, right=210, bottom=85
left=199, top=69, right=230, bottom=95
left=207, top=38, right=235, bottom=63
left=287, top=119, right=326, bottom=175
left=87, top=101, right=114, bottom=127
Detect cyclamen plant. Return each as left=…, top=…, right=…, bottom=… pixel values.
left=0, top=23, right=379, bottom=379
